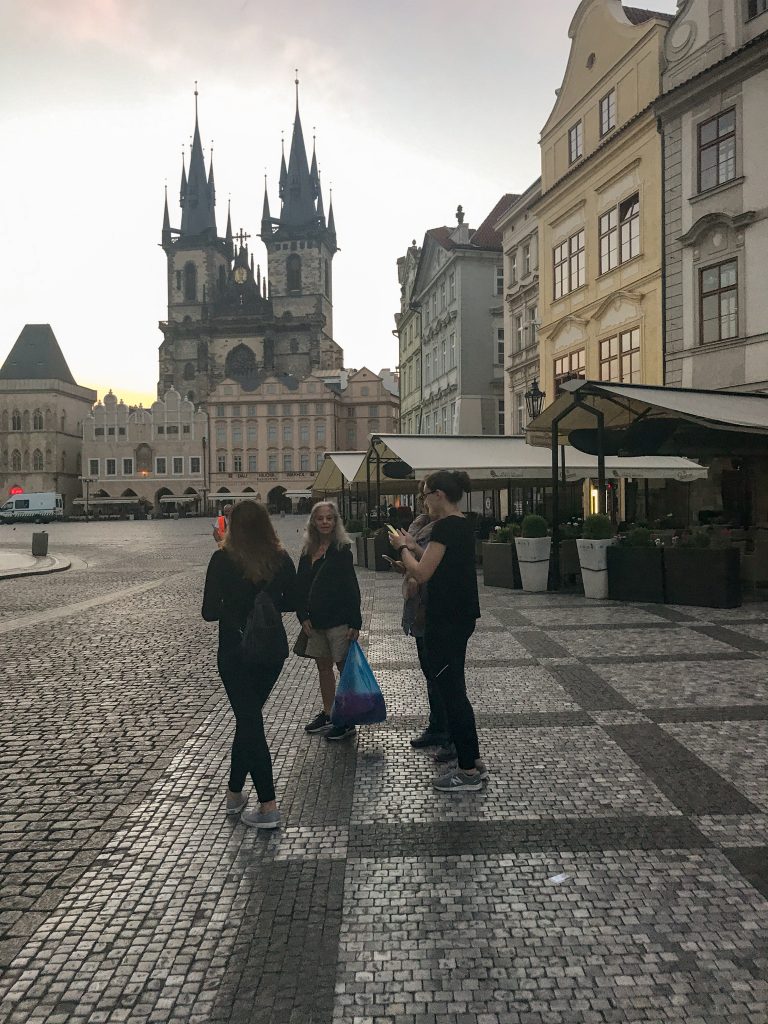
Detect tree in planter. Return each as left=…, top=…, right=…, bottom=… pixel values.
left=482, top=524, right=522, bottom=589
left=514, top=514, right=551, bottom=593
left=577, top=513, right=615, bottom=600
left=607, top=525, right=665, bottom=603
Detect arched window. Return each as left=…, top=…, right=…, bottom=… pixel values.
left=183, top=362, right=195, bottom=381
left=136, top=443, right=152, bottom=474
left=290, top=338, right=299, bottom=354
left=33, top=449, right=44, bottom=471
left=32, top=409, right=43, bottom=431
left=286, top=253, right=301, bottom=292
left=11, top=450, right=21, bottom=471
left=187, top=391, right=195, bottom=403
left=184, top=262, right=197, bottom=301
left=324, top=258, right=331, bottom=298
left=1, top=410, right=9, bottom=431
left=225, top=344, right=256, bottom=380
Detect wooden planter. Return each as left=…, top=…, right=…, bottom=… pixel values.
left=482, top=542, right=522, bottom=589
left=607, top=546, right=665, bottom=603
left=664, top=547, right=741, bottom=608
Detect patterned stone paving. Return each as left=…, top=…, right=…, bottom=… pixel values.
left=0, top=518, right=766, bottom=1023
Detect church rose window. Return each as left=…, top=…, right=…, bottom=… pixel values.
left=225, top=344, right=256, bottom=380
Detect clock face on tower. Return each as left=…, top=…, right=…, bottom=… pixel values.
left=233, top=267, right=248, bottom=285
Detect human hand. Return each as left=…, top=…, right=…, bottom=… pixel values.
left=301, top=619, right=313, bottom=636
left=346, top=627, right=360, bottom=642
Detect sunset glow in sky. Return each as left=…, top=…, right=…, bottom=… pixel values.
left=1, top=0, right=677, bottom=406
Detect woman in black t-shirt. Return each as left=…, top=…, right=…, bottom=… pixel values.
left=202, top=501, right=296, bottom=829
left=389, top=470, right=485, bottom=793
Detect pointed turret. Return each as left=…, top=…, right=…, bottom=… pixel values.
left=207, top=148, right=216, bottom=206
left=180, top=87, right=217, bottom=239
left=179, top=152, right=187, bottom=204
left=225, top=199, right=233, bottom=258
left=279, top=137, right=288, bottom=200
left=261, top=176, right=273, bottom=238
left=279, top=77, right=317, bottom=230
left=316, top=174, right=325, bottom=226
left=162, top=185, right=172, bottom=247
left=327, top=194, right=336, bottom=246
left=310, top=138, right=319, bottom=199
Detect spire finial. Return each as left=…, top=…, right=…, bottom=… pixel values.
left=295, top=68, right=299, bottom=107
left=194, top=81, right=198, bottom=118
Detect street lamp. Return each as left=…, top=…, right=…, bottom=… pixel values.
left=78, top=476, right=97, bottom=521
left=524, top=378, right=545, bottom=422
left=201, top=436, right=208, bottom=516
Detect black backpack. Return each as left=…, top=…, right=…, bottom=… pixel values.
left=240, top=587, right=288, bottom=666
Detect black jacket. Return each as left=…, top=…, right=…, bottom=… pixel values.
left=202, top=548, right=296, bottom=655
left=295, top=543, right=362, bottom=631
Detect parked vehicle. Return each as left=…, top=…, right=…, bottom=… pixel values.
left=0, top=492, right=64, bottom=524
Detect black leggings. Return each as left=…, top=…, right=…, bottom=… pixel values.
left=218, top=650, right=283, bottom=803
left=422, top=625, right=479, bottom=770
left=415, top=636, right=448, bottom=736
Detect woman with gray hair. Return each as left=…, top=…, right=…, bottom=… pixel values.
left=294, top=501, right=362, bottom=741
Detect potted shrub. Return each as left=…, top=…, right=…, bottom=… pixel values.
left=607, top=526, right=665, bottom=603
left=664, top=531, right=741, bottom=608
left=577, top=514, right=615, bottom=600
left=514, top=515, right=551, bottom=592
left=482, top=525, right=522, bottom=589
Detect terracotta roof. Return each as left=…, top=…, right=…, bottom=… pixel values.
left=0, top=324, right=76, bottom=384
left=623, top=6, right=674, bottom=24
left=470, top=194, right=519, bottom=250
left=425, top=226, right=454, bottom=249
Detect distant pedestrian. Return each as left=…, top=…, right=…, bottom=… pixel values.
left=389, top=470, right=485, bottom=792
left=295, top=501, right=362, bottom=741
left=202, top=501, right=296, bottom=828
left=213, top=503, right=234, bottom=544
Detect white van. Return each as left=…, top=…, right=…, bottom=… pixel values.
left=0, top=492, right=64, bottom=524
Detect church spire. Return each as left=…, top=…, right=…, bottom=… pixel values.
left=179, top=149, right=187, bottom=204
left=180, top=84, right=217, bottom=239
left=207, top=144, right=216, bottom=206
left=278, top=73, right=317, bottom=230
left=162, top=185, right=172, bottom=246
left=225, top=198, right=233, bottom=258
left=261, top=175, right=273, bottom=238
left=316, top=173, right=325, bottom=226
left=279, top=135, right=287, bottom=200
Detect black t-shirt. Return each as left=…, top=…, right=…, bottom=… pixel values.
left=425, top=515, right=480, bottom=629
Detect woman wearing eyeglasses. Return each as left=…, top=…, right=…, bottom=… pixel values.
left=389, top=470, right=485, bottom=792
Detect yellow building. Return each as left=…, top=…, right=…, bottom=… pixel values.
left=537, top=0, right=672, bottom=404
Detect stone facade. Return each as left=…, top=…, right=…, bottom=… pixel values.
left=81, top=389, right=208, bottom=514
left=0, top=325, right=96, bottom=514
left=496, top=180, right=541, bottom=436
left=395, top=242, right=423, bottom=435
left=657, top=0, right=768, bottom=390
left=403, top=200, right=516, bottom=437
left=537, top=0, right=671, bottom=403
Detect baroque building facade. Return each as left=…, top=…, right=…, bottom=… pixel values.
left=395, top=241, right=423, bottom=434
left=537, top=0, right=672, bottom=402
left=0, top=325, right=96, bottom=513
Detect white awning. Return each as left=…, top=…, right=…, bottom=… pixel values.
left=160, top=495, right=199, bottom=503
left=73, top=497, right=143, bottom=505
left=361, top=435, right=707, bottom=485
left=312, top=452, right=367, bottom=491
left=284, top=489, right=312, bottom=498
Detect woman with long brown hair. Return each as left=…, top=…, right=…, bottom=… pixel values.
left=202, top=501, right=296, bottom=828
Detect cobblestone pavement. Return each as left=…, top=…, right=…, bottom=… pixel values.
left=0, top=518, right=767, bottom=1023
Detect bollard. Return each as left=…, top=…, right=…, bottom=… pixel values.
left=32, top=531, right=49, bottom=557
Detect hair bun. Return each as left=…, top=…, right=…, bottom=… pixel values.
left=453, top=471, right=471, bottom=490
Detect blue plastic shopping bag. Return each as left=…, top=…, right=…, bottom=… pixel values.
left=330, top=640, right=387, bottom=727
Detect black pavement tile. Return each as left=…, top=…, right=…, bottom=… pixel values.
left=375, top=711, right=595, bottom=730
left=722, top=846, right=768, bottom=899
left=513, top=630, right=573, bottom=659
left=605, top=724, right=761, bottom=815
left=650, top=705, right=768, bottom=723
left=687, top=623, right=768, bottom=652
left=485, top=607, right=533, bottom=627
left=639, top=604, right=699, bottom=623
left=546, top=663, right=635, bottom=711
left=348, top=816, right=710, bottom=858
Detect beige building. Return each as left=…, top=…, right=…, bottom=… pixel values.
left=0, top=325, right=96, bottom=514
left=208, top=367, right=398, bottom=511
left=537, top=1, right=672, bottom=403
left=82, top=389, right=207, bottom=515
left=496, top=180, right=542, bottom=436
left=396, top=241, right=423, bottom=435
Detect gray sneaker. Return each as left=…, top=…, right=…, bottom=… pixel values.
left=432, top=744, right=457, bottom=764
left=241, top=807, right=281, bottom=830
left=226, top=792, right=248, bottom=815
left=432, top=768, right=483, bottom=793
left=475, top=760, right=489, bottom=781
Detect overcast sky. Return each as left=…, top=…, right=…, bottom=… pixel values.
left=1, top=0, right=677, bottom=406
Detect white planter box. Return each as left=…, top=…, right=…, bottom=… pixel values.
left=576, top=537, right=615, bottom=599
left=515, top=536, right=551, bottom=592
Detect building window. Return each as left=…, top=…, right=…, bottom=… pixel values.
left=495, top=265, right=504, bottom=295
left=233, top=455, right=242, bottom=472
left=268, top=454, right=277, bottom=472
left=183, top=262, right=197, bottom=301
left=216, top=405, right=224, bottom=416
left=599, top=193, right=640, bottom=273
left=267, top=403, right=278, bottom=415
left=496, top=328, right=505, bottom=364
left=33, top=449, right=43, bottom=471
left=450, top=402, right=456, bottom=433
left=247, top=454, right=257, bottom=472
left=698, top=109, right=736, bottom=192
left=449, top=333, right=456, bottom=368
left=599, top=328, right=641, bottom=382
left=247, top=423, right=257, bottom=442
left=232, top=426, right=242, bottom=445
left=286, top=253, right=302, bottom=292
left=441, top=339, right=447, bottom=375
left=190, top=456, right=201, bottom=474
left=516, top=392, right=526, bottom=435
left=156, top=425, right=165, bottom=435
left=527, top=305, right=539, bottom=347
left=440, top=281, right=446, bottom=310
left=218, top=455, right=227, bottom=472
left=314, top=403, right=325, bottom=414
left=11, top=450, right=21, bottom=471
left=748, top=0, right=767, bottom=15
left=106, top=459, right=116, bottom=476
left=89, top=458, right=99, bottom=475
left=216, top=426, right=226, bottom=445
left=315, top=422, right=326, bottom=442
left=449, top=272, right=456, bottom=301
left=283, top=422, right=292, bottom=442
left=247, top=404, right=257, bottom=415
left=281, top=403, right=292, bottom=415
left=11, top=410, right=21, bottom=431
left=554, top=349, right=586, bottom=394
left=509, top=251, right=517, bottom=284
left=33, top=409, right=43, bottom=430
left=432, top=411, right=438, bottom=434
left=300, top=421, right=309, bottom=443
left=431, top=293, right=436, bottom=318
left=122, top=458, right=133, bottom=475
left=316, top=452, right=324, bottom=470
left=441, top=406, right=448, bottom=435
left=172, top=457, right=183, bottom=474
left=515, top=315, right=524, bottom=351
left=360, top=387, right=369, bottom=396
left=599, top=89, right=616, bottom=136
left=425, top=351, right=431, bottom=384
left=368, top=405, right=379, bottom=417
left=701, top=260, right=738, bottom=344
left=156, top=457, right=167, bottom=474
left=568, top=121, right=583, bottom=163
left=300, top=452, right=310, bottom=471
left=267, top=422, right=277, bottom=443
left=522, top=245, right=531, bottom=277
left=497, top=399, right=505, bottom=435
left=553, top=230, right=585, bottom=299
